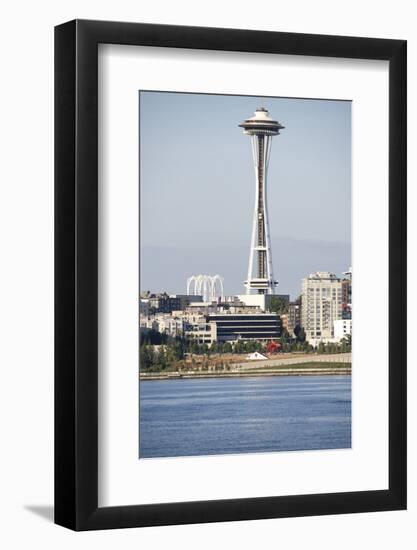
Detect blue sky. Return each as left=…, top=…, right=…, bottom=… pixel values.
left=140, top=91, right=351, bottom=300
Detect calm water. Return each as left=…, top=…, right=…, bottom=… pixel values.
left=139, top=375, right=351, bottom=458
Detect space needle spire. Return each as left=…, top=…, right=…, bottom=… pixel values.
left=239, top=107, right=284, bottom=294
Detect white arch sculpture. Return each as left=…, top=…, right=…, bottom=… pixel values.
left=186, top=275, right=224, bottom=302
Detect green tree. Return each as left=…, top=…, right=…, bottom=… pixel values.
left=234, top=340, right=245, bottom=354
left=140, top=328, right=168, bottom=346
left=156, top=346, right=168, bottom=370
left=268, top=296, right=289, bottom=315
left=246, top=341, right=257, bottom=353
left=172, top=339, right=185, bottom=360
left=340, top=334, right=352, bottom=352
left=223, top=342, right=233, bottom=353
left=294, top=326, right=306, bottom=343
left=210, top=342, right=219, bottom=354
left=281, top=328, right=290, bottom=341
left=140, top=344, right=155, bottom=371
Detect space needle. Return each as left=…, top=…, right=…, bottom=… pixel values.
left=239, top=107, right=284, bottom=295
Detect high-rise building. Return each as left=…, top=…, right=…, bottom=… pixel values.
left=288, top=298, right=302, bottom=335
left=301, top=272, right=343, bottom=344
left=239, top=108, right=284, bottom=295
left=341, top=267, right=352, bottom=320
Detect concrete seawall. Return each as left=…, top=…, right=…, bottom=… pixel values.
left=140, top=362, right=351, bottom=381
left=140, top=370, right=351, bottom=381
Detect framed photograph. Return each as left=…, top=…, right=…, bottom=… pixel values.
left=55, top=20, right=406, bottom=530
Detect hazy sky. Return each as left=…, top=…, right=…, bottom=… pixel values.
left=140, top=91, right=351, bottom=299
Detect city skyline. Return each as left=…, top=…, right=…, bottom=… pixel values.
left=140, top=91, right=351, bottom=299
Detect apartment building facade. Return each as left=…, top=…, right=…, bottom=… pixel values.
left=301, top=272, right=343, bottom=344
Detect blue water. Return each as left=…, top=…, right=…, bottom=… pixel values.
left=139, top=375, right=351, bottom=458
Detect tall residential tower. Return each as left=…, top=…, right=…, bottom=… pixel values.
left=301, top=272, right=343, bottom=344
left=239, top=107, right=284, bottom=295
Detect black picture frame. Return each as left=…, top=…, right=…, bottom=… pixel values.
left=55, top=19, right=407, bottom=531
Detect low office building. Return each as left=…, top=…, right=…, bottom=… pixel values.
left=237, top=294, right=273, bottom=312
left=237, top=293, right=289, bottom=312
left=209, top=313, right=281, bottom=343
left=139, top=312, right=185, bottom=337
left=139, top=316, right=158, bottom=331
left=155, top=314, right=184, bottom=338
left=139, top=299, right=150, bottom=317
left=334, top=319, right=352, bottom=341
left=146, top=293, right=203, bottom=313
left=184, top=318, right=212, bottom=345
left=141, top=299, right=283, bottom=345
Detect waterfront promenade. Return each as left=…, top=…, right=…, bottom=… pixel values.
left=234, top=352, right=351, bottom=369
left=140, top=352, right=351, bottom=380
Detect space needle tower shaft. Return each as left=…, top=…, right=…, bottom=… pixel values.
left=239, top=107, right=284, bottom=295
